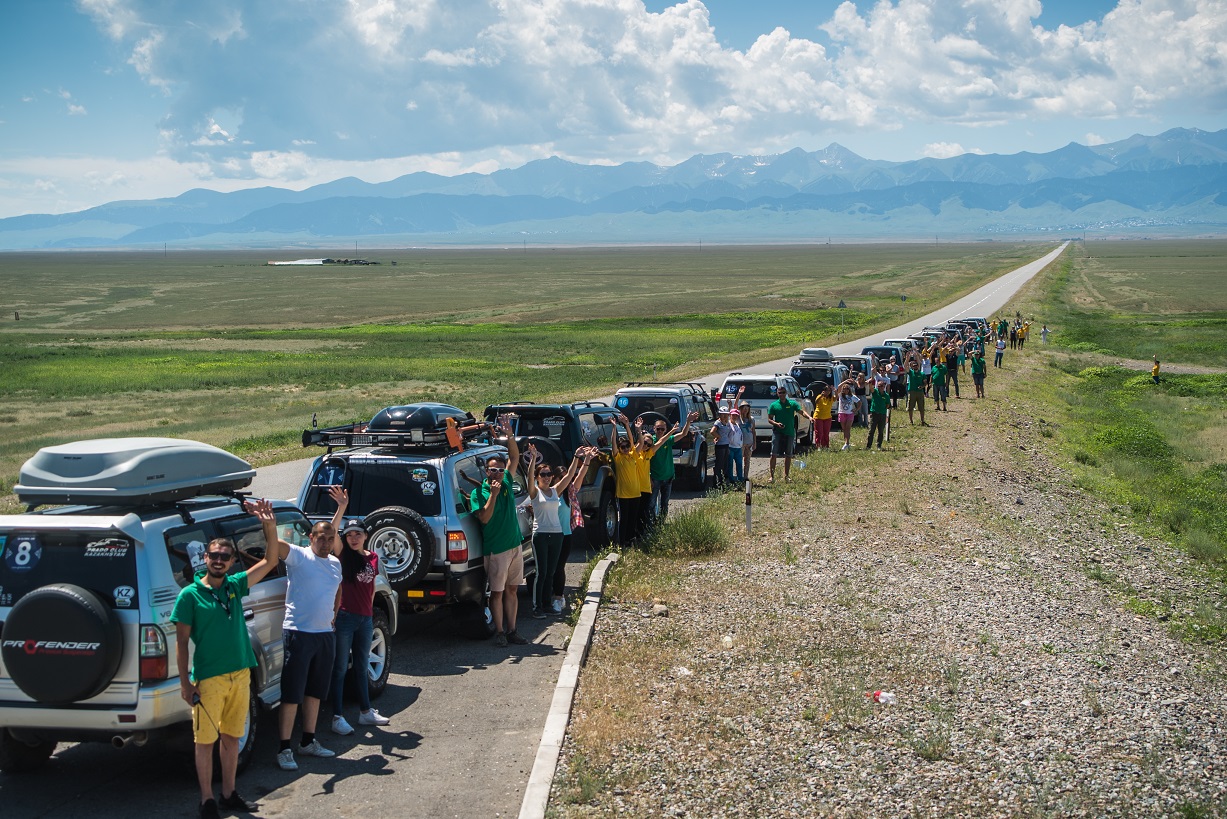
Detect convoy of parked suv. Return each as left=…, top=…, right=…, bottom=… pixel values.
left=0, top=312, right=991, bottom=773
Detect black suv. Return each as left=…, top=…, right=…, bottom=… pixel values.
left=483, top=401, right=626, bottom=545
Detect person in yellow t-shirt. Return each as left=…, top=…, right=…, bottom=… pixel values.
left=811, top=383, right=834, bottom=450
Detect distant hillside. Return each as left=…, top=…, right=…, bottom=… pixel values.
left=3, top=127, right=1225, bottom=249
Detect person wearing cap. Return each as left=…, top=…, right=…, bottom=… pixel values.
left=736, top=394, right=756, bottom=478
left=327, top=488, right=391, bottom=736
left=712, top=405, right=735, bottom=487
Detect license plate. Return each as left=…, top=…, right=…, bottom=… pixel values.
left=750, top=409, right=762, bottom=417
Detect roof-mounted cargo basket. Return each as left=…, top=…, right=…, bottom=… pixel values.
left=14, top=437, right=255, bottom=506
left=303, top=402, right=491, bottom=452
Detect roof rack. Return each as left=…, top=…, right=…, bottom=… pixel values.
left=622, top=382, right=707, bottom=391
left=302, top=420, right=491, bottom=453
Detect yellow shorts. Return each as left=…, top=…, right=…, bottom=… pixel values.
left=193, top=668, right=251, bottom=745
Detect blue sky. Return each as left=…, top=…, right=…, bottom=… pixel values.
left=1, top=0, right=1223, bottom=218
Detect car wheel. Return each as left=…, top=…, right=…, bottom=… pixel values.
left=367, top=609, right=392, bottom=698
left=364, top=507, right=434, bottom=586
left=0, top=730, right=56, bottom=773
left=453, top=599, right=497, bottom=640
left=688, top=444, right=709, bottom=490
left=592, top=489, right=617, bottom=546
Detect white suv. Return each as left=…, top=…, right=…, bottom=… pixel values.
left=0, top=438, right=398, bottom=773
left=717, top=373, right=814, bottom=447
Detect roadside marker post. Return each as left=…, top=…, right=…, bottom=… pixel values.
left=745, top=479, right=752, bottom=534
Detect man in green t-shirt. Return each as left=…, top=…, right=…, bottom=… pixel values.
left=171, top=499, right=282, bottom=819
left=865, top=383, right=891, bottom=450
left=971, top=350, right=987, bottom=397
left=905, top=360, right=927, bottom=426
left=931, top=359, right=949, bottom=412
left=767, top=385, right=812, bottom=483
left=472, top=416, right=524, bottom=647
left=649, top=410, right=698, bottom=522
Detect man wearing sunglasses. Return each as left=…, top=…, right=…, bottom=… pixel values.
left=471, top=415, right=524, bottom=647
left=171, top=498, right=282, bottom=819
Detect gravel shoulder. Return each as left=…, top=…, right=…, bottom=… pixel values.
left=552, top=349, right=1227, bottom=817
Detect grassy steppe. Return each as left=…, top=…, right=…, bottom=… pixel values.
left=0, top=243, right=1046, bottom=507
left=1008, top=241, right=1227, bottom=641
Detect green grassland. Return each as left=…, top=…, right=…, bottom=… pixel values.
left=1009, top=240, right=1227, bottom=642
left=1037, top=239, right=1227, bottom=366
left=0, top=242, right=1046, bottom=506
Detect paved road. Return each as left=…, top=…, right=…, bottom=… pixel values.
left=0, top=242, right=1066, bottom=818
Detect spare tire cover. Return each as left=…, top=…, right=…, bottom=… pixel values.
left=364, top=507, right=435, bottom=586
left=1, top=583, right=123, bottom=704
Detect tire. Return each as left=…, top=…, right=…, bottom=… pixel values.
left=366, top=609, right=392, bottom=699
left=593, top=489, right=617, bottom=546
left=687, top=444, right=709, bottom=490
left=364, top=507, right=434, bottom=586
left=0, top=730, right=56, bottom=773
left=515, top=435, right=564, bottom=470
left=0, top=583, right=123, bottom=704
left=453, top=600, right=497, bottom=640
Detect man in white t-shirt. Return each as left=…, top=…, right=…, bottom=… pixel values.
left=273, top=520, right=343, bottom=771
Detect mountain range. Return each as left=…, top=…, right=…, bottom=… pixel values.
left=4, top=127, right=1226, bottom=249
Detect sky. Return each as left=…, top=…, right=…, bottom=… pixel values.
left=1, top=0, right=1224, bottom=219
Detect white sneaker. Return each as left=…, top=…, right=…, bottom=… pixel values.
left=331, top=715, right=354, bottom=736
left=297, top=739, right=336, bottom=758
left=840, top=443, right=850, bottom=451
left=551, top=599, right=565, bottom=614
left=358, top=709, right=391, bottom=726
left=276, top=748, right=298, bottom=770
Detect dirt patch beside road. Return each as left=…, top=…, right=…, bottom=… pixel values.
left=552, top=353, right=1227, bottom=817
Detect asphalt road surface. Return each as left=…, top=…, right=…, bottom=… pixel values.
left=0, top=242, right=1066, bottom=818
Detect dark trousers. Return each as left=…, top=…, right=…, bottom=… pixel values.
left=617, top=496, right=640, bottom=545
left=714, top=445, right=730, bottom=485
left=866, top=413, right=887, bottom=449
left=552, top=533, right=572, bottom=597
left=947, top=369, right=959, bottom=398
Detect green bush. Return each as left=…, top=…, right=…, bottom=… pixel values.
left=640, top=507, right=731, bottom=557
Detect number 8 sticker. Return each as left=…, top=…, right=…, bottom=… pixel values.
left=5, top=535, right=42, bottom=573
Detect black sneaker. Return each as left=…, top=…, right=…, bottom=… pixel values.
left=199, top=798, right=220, bottom=819
left=219, top=790, right=257, bottom=812
left=506, top=630, right=529, bottom=645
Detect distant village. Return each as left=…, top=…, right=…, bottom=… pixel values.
left=266, top=258, right=382, bottom=266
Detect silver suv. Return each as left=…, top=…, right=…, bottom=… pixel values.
left=296, top=403, right=535, bottom=639
left=717, top=373, right=814, bottom=447
left=612, top=382, right=717, bottom=490
left=0, top=438, right=398, bottom=773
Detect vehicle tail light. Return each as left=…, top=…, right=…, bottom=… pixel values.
left=140, top=624, right=168, bottom=683
left=446, top=531, right=469, bottom=563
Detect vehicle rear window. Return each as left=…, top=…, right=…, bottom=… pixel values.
left=721, top=381, right=777, bottom=400
left=0, top=530, right=138, bottom=610
left=487, top=408, right=581, bottom=454
left=614, top=394, right=681, bottom=423
left=302, top=460, right=442, bottom=520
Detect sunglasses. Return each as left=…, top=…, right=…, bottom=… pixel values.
left=206, top=552, right=234, bottom=562
left=538, top=470, right=553, bottom=477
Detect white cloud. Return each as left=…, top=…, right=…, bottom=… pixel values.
left=68, top=104, right=88, bottom=116
left=1084, top=132, right=1107, bottom=145
left=921, top=141, right=969, bottom=158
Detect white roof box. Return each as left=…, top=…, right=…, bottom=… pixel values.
left=797, top=347, right=833, bottom=362
left=15, top=438, right=255, bottom=506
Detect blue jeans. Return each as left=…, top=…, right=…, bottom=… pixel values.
left=332, top=609, right=373, bottom=713
left=650, top=478, right=674, bottom=522
left=728, top=446, right=744, bottom=481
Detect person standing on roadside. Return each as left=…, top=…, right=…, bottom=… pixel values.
left=994, top=335, right=1006, bottom=368
left=835, top=378, right=859, bottom=451
left=811, top=383, right=834, bottom=451
left=1152, top=356, right=1161, bottom=384
left=326, top=489, right=391, bottom=737
left=932, top=355, right=949, bottom=412
left=649, top=411, right=697, bottom=522
left=737, top=399, right=756, bottom=480
left=712, top=407, right=734, bottom=487
left=173, top=499, right=282, bottom=819
left=472, top=417, right=526, bottom=647
left=971, top=348, right=988, bottom=397
left=275, top=506, right=345, bottom=771
left=865, top=379, right=890, bottom=450
left=1041, top=324, right=1050, bottom=343
left=610, top=425, right=643, bottom=546
left=906, top=358, right=928, bottom=426
left=525, top=445, right=592, bottom=620
left=767, top=384, right=812, bottom=482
